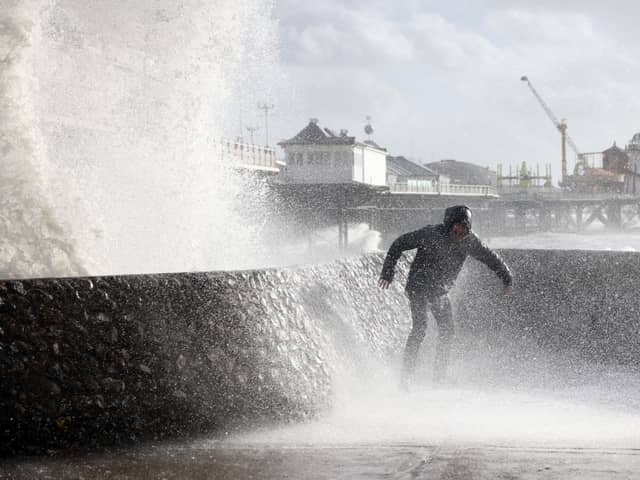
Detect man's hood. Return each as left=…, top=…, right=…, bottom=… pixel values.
left=443, top=205, right=472, bottom=231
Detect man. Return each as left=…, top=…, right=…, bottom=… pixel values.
left=378, top=205, right=512, bottom=389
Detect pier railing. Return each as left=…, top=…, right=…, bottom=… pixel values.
left=497, top=185, right=558, bottom=195
left=390, top=182, right=498, bottom=197
left=219, top=138, right=279, bottom=171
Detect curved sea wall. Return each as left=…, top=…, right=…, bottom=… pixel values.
left=2, top=249, right=640, bottom=454
left=455, top=249, right=640, bottom=385
left=0, top=256, right=409, bottom=455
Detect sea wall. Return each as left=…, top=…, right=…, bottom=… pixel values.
left=2, top=249, right=640, bottom=455
left=454, top=249, right=640, bottom=383
left=0, top=256, right=408, bottom=455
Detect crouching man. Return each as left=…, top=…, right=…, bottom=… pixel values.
left=378, top=205, right=512, bottom=389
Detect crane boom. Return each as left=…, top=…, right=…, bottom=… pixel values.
left=521, top=76, right=561, bottom=127
left=565, top=132, right=580, bottom=158
left=520, top=75, right=581, bottom=183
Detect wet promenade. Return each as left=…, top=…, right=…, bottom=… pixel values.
left=3, top=443, right=639, bottom=479
left=4, top=377, right=640, bottom=480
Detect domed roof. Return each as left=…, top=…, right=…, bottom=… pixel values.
left=627, top=132, right=640, bottom=152
left=604, top=141, right=624, bottom=153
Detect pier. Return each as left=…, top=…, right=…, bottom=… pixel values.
left=218, top=138, right=281, bottom=173
left=223, top=122, right=640, bottom=247
left=269, top=181, right=640, bottom=249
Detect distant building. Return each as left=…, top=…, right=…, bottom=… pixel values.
left=386, top=155, right=440, bottom=189
left=578, top=168, right=624, bottom=193
left=625, top=132, right=640, bottom=194
left=277, top=119, right=387, bottom=186
left=627, top=132, right=640, bottom=172
left=602, top=142, right=629, bottom=174
left=568, top=141, right=627, bottom=193
left=423, top=159, right=497, bottom=186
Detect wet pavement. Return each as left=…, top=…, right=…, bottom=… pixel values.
left=4, top=372, right=640, bottom=479
left=2, top=444, right=640, bottom=479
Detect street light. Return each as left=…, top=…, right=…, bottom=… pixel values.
left=257, top=103, right=274, bottom=146
left=246, top=126, right=259, bottom=145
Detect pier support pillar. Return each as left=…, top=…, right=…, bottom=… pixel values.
left=516, top=207, right=527, bottom=233
left=368, top=208, right=378, bottom=232
left=576, top=204, right=583, bottom=232
left=540, top=205, right=551, bottom=232
left=338, top=208, right=349, bottom=249
left=607, top=202, right=622, bottom=229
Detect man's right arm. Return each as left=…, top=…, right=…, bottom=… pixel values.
left=379, top=229, right=423, bottom=283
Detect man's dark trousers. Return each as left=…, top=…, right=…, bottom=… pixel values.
left=403, top=291, right=454, bottom=382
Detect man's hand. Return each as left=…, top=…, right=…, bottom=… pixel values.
left=378, top=278, right=391, bottom=289
left=503, top=286, right=513, bottom=296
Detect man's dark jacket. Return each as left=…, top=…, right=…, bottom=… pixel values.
left=380, top=206, right=512, bottom=297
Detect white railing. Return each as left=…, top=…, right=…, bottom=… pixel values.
left=497, top=185, right=557, bottom=195
left=219, top=138, right=279, bottom=171
left=390, top=182, right=498, bottom=197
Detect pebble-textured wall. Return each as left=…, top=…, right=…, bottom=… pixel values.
left=455, top=249, right=640, bottom=371
left=2, top=249, right=640, bottom=455
left=0, top=256, right=409, bottom=455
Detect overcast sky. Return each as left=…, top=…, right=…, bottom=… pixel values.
left=265, top=0, right=640, bottom=183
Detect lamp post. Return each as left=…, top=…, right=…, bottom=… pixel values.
left=258, top=103, right=274, bottom=146
left=246, top=126, right=259, bottom=145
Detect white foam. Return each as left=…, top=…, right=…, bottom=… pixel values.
left=228, top=378, right=640, bottom=449
left=1, top=0, right=282, bottom=278
left=488, top=231, right=640, bottom=252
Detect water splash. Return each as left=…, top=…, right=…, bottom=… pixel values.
left=230, top=381, right=640, bottom=449
left=0, top=0, right=85, bottom=278
left=1, top=0, right=282, bottom=278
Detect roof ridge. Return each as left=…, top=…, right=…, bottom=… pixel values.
left=279, top=120, right=355, bottom=146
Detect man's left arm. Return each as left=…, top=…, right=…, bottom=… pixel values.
left=467, top=235, right=513, bottom=293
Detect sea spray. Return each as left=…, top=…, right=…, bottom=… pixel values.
left=0, top=0, right=86, bottom=278
left=1, top=0, right=282, bottom=278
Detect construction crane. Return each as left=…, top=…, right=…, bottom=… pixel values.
left=520, top=75, right=581, bottom=184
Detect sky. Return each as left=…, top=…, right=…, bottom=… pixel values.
left=263, top=0, right=640, bottom=184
